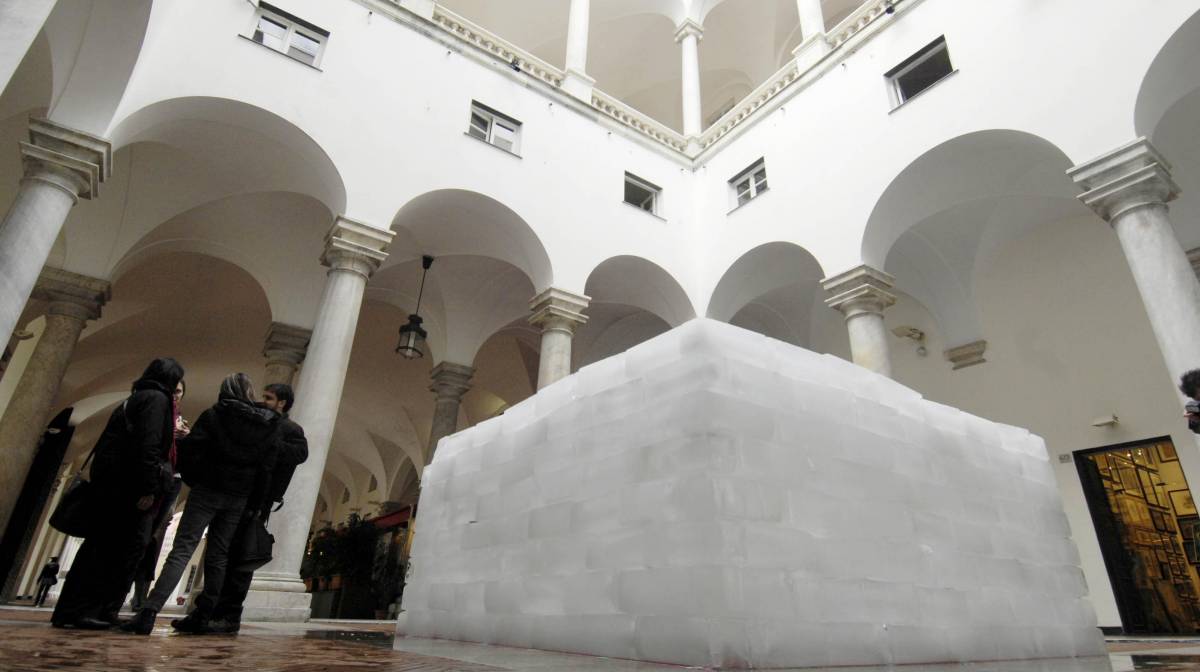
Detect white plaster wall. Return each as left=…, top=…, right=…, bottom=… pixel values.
left=880, top=214, right=1200, bottom=628
left=1, top=0, right=1197, bottom=630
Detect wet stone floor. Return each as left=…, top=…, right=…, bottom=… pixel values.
left=4, top=608, right=1200, bottom=672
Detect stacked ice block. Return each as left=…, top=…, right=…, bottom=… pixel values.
left=397, top=319, right=1104, bottom=668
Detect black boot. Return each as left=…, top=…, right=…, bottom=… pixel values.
left=120, top=607, right=157, bottom=635
left=170, top=612, right=210, bottom=634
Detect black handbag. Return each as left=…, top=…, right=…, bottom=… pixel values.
left=49, top=447, right=98, bottom=538
left=230, top=515, right=274, bottom=573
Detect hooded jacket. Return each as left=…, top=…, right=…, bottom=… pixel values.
left=89, top=379, right=175, bottom=498
left=178, top=399, right=281, bottom=497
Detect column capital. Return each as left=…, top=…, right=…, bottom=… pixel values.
left=263, top=322, right=312, bottom=366
left=429, top=362, right=474, bottom=399
left=32, top=267, right=110, bottom=321
left=674, top=19, right=704, bottom=43
left=1067, top=137, right=1180, bottom=222
left=19, top=117, right=112, bottom=201
left=321, top=216, right=393, bottom=278
left=529, top=287, right=589, bottom=333
left=822, top=265, right=896, bottom=318
left=944, top=340, right=987, bottom=370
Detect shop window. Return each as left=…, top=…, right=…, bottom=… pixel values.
left=467, top=102, right=522, bottom=154
left=730, top=159, right=768, bottom=208
left=624, top=172, right=661, bottom=215
left=886, top=36, right=953, bottom=106
left=250, top=2, right=329, bottom=67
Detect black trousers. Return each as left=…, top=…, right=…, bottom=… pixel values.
left=200, top=512, right=267, bottom=623
left=34, top=582, right=53, bottom=607
left=51, top=494, right=155, bottom=624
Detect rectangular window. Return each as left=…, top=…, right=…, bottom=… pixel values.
left=886, top=37, right=953, bottom=106
left=730, top=159, right=768, bottom=208
left=467, top=102, right=522, bottom=155
left=624, top=172, right=661, bottom=215
left=250, top=2, right=329, bottom=68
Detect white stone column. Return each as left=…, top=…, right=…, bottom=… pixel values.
left=529, top=288, right=589, bottom=390
left=0, top=268, right=108, bottom=534
left=0, top=118, right=111, bottom=346
left=426, top=362, right=474, bottom=465
left=1069, top=138, right=1200, bottom=392
left=262, top=322, right=311, bottom=387
left=245, top=217, right=392, bottom=621
left=823, top=265, right=897, bottom=378
left=796, top=0, right=825, bottom=41
left=791, top=0, right=831, bottom=69
left=675, top=20, right=704, bottom=138
left=561, top=0, right=595, bottom=101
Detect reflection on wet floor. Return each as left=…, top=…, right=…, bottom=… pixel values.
left=1127, top=655, right=1200, bottom=669
left=12, top=607, right=1200, bottom=671
left=303, top=629, right=395, bottom=648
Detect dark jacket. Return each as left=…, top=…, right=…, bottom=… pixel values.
left=37, top=562, right=60, bottom=585
left=178, top=399, right=281, bottom=497
left=266, top=416, right=308, bottom=507
left=89, top=383, right=174, bottom=498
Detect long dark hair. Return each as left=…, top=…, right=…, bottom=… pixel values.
left=133, top=357, right=185, bottom=393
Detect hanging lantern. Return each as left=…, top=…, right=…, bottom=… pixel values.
left=396, top=255, right=434, bottom=359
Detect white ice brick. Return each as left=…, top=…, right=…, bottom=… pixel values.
left=398, top=319, right=1100, bottom=668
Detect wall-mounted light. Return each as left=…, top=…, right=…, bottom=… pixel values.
left=891, top=325, right=927, bottom=356
left=396, top=255, right=434, bottom=359
left=1090, top=414, right=1120, bottom=428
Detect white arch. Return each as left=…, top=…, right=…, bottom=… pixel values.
left=585, top=255, right=696, bottom=328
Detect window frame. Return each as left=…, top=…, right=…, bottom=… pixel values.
left=623, top=172, right=662, bottom=216
left=247, top=2, right=330, bottom=69
left=466, top=102, right=523, bottom=155
left=885, top=36, right=954, bottom=108
left=729, top=159, right=768, bottom=210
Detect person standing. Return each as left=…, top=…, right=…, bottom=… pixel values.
left=123, top=373, right=280, bottom=635
left=33, top=557, right=60, bottom=607
left=51, top=358, right=184, bottom=629
left=1181, top=369, right=1200, bottom=434
left=125, top=380, right=189, bottom=611
left=187, top=383, right=308, bottom=634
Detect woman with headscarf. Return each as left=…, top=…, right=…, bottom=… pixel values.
left=52, top=357, right=185, bottom=629
left=124, top=373, right=281, bottom=635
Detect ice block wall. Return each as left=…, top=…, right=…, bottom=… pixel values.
left=397, top=319, right=1105, bottom=668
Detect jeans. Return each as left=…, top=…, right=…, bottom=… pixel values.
left=144, top=485, right=246, bottom=613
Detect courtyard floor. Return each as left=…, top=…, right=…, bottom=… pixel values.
left=2, top=607, right=1200, bottom=671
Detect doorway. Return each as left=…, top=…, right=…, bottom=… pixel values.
left=1076, top=437, right=1200, bottom=633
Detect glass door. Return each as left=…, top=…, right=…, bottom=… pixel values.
left=1076, top=438, right=1200, bottom=633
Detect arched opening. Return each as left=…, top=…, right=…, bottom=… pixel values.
left=707, top=241, right=829, bottom=349
left=863, top=130, right=1081, bottom=352
left=576, top=255, right=694, bottom=367
left=1136, top=8, right=1200, bottom=251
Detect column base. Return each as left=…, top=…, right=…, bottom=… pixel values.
left=792, top=33, right=831, bottom=72
left=242, top=572, right=311, bottom=622
left=561, top=69, right=595, bottom=102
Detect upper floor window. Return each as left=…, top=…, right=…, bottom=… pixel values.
left=624, top=172, right=661, bottom=215
left=731, top=159, right=768, bottom=208
left=467, top=102, right=522, bottom=154
left=886, top=37, right=953, bottom=106
left=251, top=2, right=329, bottom=67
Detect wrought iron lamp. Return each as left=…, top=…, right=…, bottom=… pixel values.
left=396, top=255, right=434, bottom=359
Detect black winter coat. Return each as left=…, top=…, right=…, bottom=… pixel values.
left=249, top=416, right=309, bottom=516
left=178, top=399, right=281, bottom=498
left=89, top=382, right=174, bottom=498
